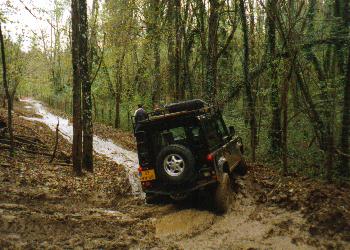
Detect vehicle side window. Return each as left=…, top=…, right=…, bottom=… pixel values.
left=205, top=119, right=223, bottom=148
left=170, top=127, right=186, bottom=141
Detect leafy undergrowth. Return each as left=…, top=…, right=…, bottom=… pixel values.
left=249, top=164, right=350, bottom=243
left=0, top=104, right=162, bottom=249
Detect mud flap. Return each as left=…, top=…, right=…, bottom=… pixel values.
left=214, top=173, right=232, bottom=214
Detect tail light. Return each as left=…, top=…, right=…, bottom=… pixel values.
left=206, top=153, right=214, bottom=161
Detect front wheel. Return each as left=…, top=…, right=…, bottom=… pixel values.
left=234, top=158, right=248, bottom=176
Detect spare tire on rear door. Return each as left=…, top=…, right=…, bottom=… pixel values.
left=156, top=144, right=195, bottom=185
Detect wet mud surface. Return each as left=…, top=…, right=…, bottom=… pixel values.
left=0, top=100, right=349, bottom=249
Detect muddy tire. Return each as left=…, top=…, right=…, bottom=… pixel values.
left=156, top=144, right=195, bottom=184
left=214, top=173, right=231, bottom=214
left=234, top=158, right=248, bottom=176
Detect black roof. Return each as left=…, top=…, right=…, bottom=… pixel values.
left=132, top=99, right=220, bottom=130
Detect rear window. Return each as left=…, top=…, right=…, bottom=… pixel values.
left=150, top=118, right=204, bottom=153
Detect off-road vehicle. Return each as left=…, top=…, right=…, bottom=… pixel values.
left=133, top=99, right=247, bottom=213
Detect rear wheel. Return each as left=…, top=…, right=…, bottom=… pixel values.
left=214, top=173, right=232, bottom=214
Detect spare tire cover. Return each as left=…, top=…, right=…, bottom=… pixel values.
left=156, top=144, right=195, bottom=184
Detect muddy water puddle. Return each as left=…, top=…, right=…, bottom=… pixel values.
left=156, top=209, right=216, bottom=237
left=154, top=192, right=317, bottom=250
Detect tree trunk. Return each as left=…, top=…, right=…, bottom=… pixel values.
left=206, top=0, right=220, bottom=104
left=89, top=0, right=99, bottom=73
left=182, top=1, right=195, bottom=99
left=167, top=1, right=176, bottom=102
left=79, top=0, right=94, bottom=172
left=333, top=0, right=345, bottom=75
left=174, top=0, right=182, bottom=101
left=0, top=24, right=14, bottom=157
left=153, top=36, right=161, bottom=105
left=197, top=0, right=207, bottom=98
left=267, top=0, right=282, bottom=154
left=113, top=50, right=125, bottom=128
left=151, top=0, right=161, bottom=105
left=240, top=0, right=257, bottom=161
left=281, top=80, right=289, bottom=175
left=281, top=65, right=293, bottom=175
left=339, top=48, right=350, bottom=176
left=115, top=95, right=120, bottom=128
left=71, top=0, right=83, bottom=175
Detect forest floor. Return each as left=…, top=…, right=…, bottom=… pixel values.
left=0, top=100, right=349, bottom=249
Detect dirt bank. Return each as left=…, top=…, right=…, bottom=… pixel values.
left=0, top=102, right=159, bottom=249
left=1, top=100, right=349, bottom=249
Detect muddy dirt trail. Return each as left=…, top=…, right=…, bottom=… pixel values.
left=20, top=98, right=142, bottom=195
left=152, top=179, right=326, bottom=249
left=1, top=99, right=349, bottom=249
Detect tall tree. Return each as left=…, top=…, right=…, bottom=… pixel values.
left=166, top=0, right=176, bottom=101
left=240, top=0, right=257, bottom=161
left=340, top=48, right=350, bottom=176
left=206, top=0, right=220, bottom=103
left=338, top=0, right=350, bottom=176
left=71, top=0, right=82, bottom=175
left=0, top=23, right=14, bottom=157
left=174, top=0, right=183, bottom=100
left=266, top=0, right=282, bottom=154
left=80, top=0, right=93, bottom=172
left=149, top=0, right=162, bottom=105
left=89, top=0, right=99, bottom=73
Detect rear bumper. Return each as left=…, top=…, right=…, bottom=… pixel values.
left=142, top=179, right=217, bottom=195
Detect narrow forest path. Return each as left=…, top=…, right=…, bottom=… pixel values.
left=2, top=98, right=347, bottom=250
left=20, top=98, right=142, bottom=195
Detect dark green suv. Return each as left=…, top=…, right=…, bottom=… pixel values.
left=133, top=100, right=247, bottom=213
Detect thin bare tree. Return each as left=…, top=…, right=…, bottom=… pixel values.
left=0, top=23, right=14, bottom=157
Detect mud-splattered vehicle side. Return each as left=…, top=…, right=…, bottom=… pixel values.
left=133, top=99, right=247, bottom=213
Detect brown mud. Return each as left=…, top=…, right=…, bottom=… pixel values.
left=0, top=101, right=349, bottom=249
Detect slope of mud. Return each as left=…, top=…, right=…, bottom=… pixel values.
left=153, top=177, right=349, bottom=249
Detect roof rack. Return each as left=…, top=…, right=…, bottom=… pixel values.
left=147, top=106, right=216, bottom=120
left=132, top=101, right=220, bottom=132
